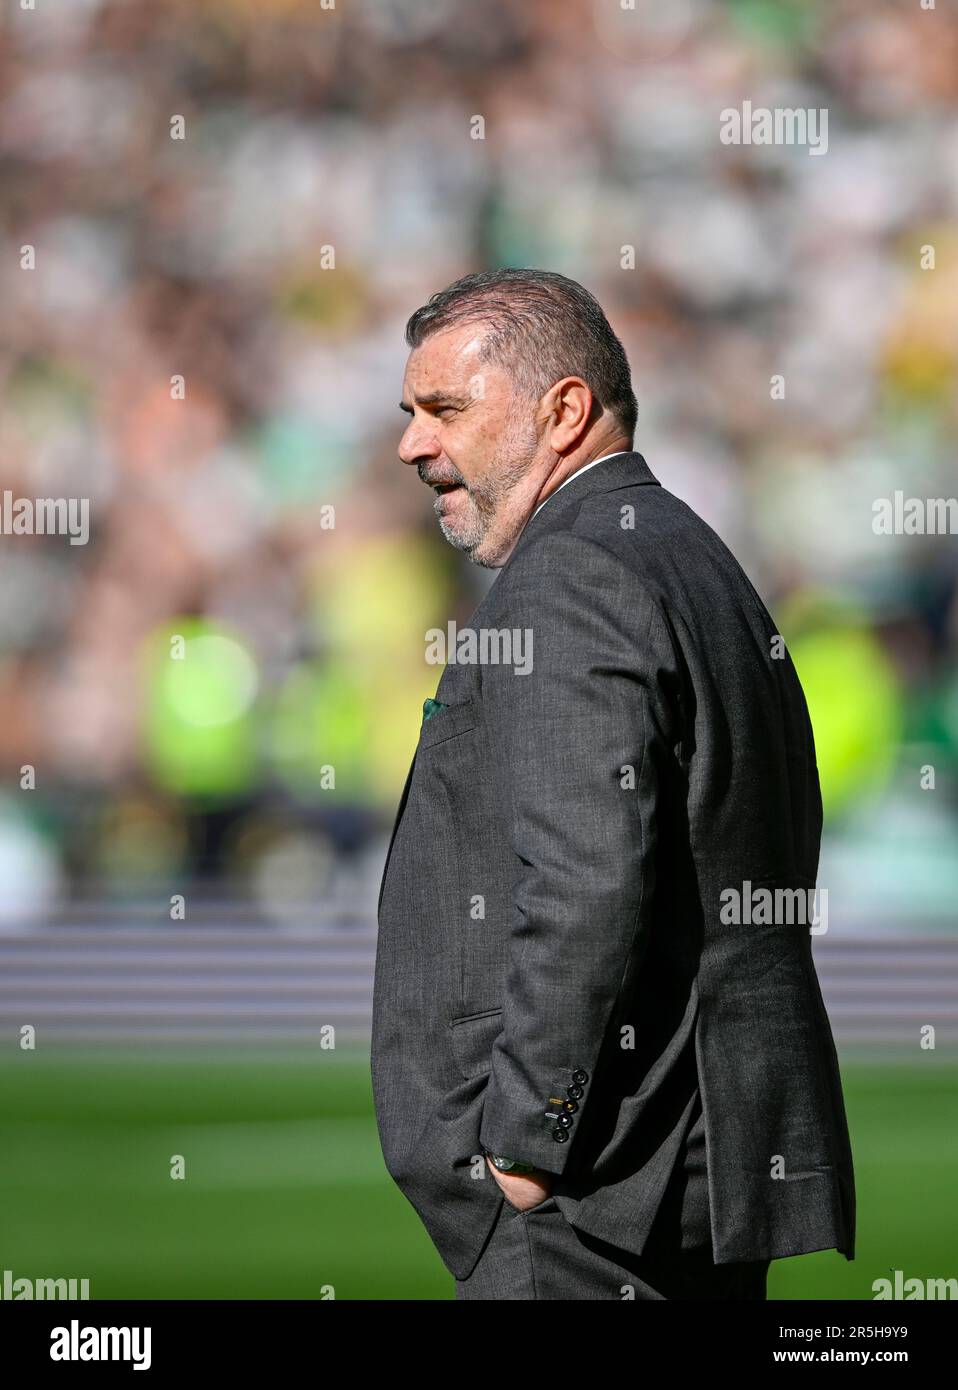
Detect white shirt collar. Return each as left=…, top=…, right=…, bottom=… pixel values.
left=531, top=450, right=632, bottom=520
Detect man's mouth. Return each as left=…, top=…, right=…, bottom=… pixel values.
left=431, top=482, right=463, bottom=495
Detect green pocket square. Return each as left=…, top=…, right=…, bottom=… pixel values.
left=422, top=697, right=448, bottom=724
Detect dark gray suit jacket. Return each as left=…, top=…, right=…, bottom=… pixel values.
left=371, top=450, right=856, bottom=1282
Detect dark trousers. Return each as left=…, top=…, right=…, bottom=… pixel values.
left=454, top=1195, right=769, bottom=1300
left=455, top=1090, right=770, bottom=1300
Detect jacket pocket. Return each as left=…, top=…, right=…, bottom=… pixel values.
left=419, top=698, right=478, bottom=749
left=449, top=1006, right=503, bottom=1080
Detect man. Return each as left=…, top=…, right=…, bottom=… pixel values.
left=370, top=268, right=856, bottom=1300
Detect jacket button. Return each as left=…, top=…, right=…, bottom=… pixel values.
left=552, top=1127, right=569, bottom=1143
left=561, top=1098, right=578, bottom=1114
left=555, top=1112, right=573, bottom=1129
left=567, top=1084, right=583, bottom=1101
left=572, top=1069, right=589, bottom=1085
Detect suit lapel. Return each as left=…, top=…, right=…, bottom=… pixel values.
left=377, top=751, right=417, bottom=922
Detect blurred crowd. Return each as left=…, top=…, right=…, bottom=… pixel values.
left=0, top=0, right=956, bottom=924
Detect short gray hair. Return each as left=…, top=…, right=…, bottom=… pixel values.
left=405, top=268, right=637, bottom=438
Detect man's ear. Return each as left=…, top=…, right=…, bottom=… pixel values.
left=544, top=377, right=594, bottom=454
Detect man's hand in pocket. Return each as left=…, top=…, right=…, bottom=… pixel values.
left=486, top=1156, right=553, bottom=1212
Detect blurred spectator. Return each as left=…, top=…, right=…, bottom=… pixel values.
left=0, top=0, right=955, bottom=918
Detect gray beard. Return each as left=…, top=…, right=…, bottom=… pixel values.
left=438, top=423, right=540, bottom=566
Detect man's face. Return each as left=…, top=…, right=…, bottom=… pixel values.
left=398, top=323, right=545, bottom=567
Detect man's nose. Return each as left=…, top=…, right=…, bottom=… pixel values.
left=398, top=419, right=440, bottom=467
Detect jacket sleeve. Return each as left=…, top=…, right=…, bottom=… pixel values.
left=477, top=529, right=679, bottom=1176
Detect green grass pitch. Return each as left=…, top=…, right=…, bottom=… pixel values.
left=0, top=1050, right=952, bottom=1300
